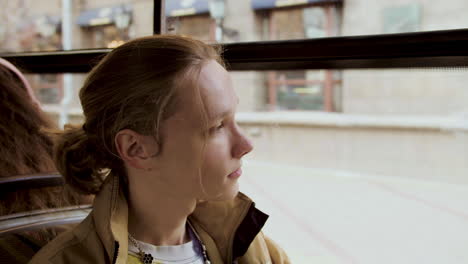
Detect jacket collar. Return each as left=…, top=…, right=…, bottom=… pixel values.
left=92, top=174, right=268, bottom=264
left=92, top=174, right=128, bottom=264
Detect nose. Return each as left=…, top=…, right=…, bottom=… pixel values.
left=231, top=125, right=254, bottom=159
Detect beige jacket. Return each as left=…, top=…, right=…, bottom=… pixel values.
left=29, top=174, right=290, bottom=264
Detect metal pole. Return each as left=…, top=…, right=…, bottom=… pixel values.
left=60, top=0, right=73, bottom=128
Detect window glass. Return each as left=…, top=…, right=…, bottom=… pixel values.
left=270, top=70, right=340, bottom=111
left=166, top=0, right=340, bottom=43
left=24, top=73, right=85, bottom=126
left=230, top=68, right=468, bottom=263
left=0, top=0, right=153, bottom=52
left=166, top=0, right=468, bottom=44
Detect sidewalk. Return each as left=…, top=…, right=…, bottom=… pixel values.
left=239, top=160, right=468, bottom=264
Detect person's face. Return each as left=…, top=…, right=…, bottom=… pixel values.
left=150, top=60, right=253, bottom=201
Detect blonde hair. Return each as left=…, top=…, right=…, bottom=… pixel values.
left=55, top=35, right=223, bottom=195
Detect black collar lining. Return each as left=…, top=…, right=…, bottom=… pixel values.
left=231, top=203, right=269, bottom=261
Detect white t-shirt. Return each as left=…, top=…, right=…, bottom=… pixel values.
left=127, top=228, right=205, bottom=264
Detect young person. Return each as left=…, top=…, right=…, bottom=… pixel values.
left=0, top=58, right=81, bottom=263
left=30, top=35, right=290, bottom=264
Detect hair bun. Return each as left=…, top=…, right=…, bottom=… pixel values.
left=54, top=125, right=106, bottom=194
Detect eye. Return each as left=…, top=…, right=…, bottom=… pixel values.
left=206, top=119, right=229, bottom=136
left=208, top=122, right=225, bottom=134
left=215, top=122, right=225, bottom=130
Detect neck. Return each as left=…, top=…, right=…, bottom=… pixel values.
left=127, top=174, right=197, bottom=246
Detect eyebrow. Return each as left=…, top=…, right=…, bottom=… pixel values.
left=210, top=97, right=240, bottom=122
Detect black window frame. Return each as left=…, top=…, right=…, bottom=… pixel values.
left=1, top=0, right=468, bottom=73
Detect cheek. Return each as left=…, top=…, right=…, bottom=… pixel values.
left=202, top=138, right=231, bottom=176
left=160, top=133, right=203, bottom=176
left=199, top=136, right=241, bottom=200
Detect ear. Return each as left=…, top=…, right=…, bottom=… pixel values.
left=114, top=129, right=159, bottom=170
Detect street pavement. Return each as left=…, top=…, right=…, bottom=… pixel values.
left=238, top=160, right=468, bottom=264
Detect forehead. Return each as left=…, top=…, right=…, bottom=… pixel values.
left=170, top=60, right=236, bottom=126
left=198, top=60, right=236, bottom=119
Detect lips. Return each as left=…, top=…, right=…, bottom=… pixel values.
left=228, top=168, right=242, bottom=179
